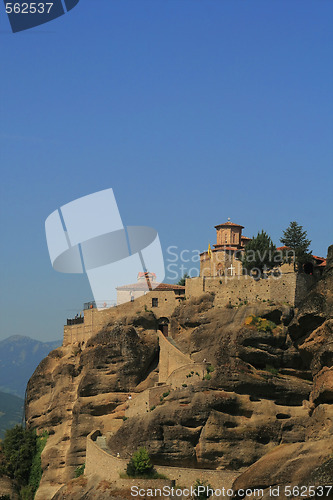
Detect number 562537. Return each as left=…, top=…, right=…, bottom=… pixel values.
left=5, top=3, right=54, bottom=14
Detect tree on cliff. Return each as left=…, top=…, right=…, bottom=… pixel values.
left=177, top=273, right=190, bottom=286
left=241, top=231, right=280, bottom=276
left=0, top=425, right=36, bottom=486
left=0, top=425, right=47, bottom=499
left=280, top=221, right=311, bottom=271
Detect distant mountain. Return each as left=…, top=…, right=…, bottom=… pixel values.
left=0, top=335, right=62, bottom=398
left=0, top=391, right=24, bottom=439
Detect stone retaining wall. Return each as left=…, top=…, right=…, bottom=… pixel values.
left=158, top=332, right=193, bottom=383
left=63, top=292, right=180, bottom=346
left=85, top=431, right=239, bottom=490
left=125, top=385, right=171, bottom=418
left=166, top=363, right=208, bottom=389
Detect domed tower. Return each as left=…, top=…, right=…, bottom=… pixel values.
left=214, top=218, right=244, bottom=249
left=200, top=218, right=247, bottom=277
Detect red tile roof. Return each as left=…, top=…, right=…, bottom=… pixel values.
left=116, top=282, right=185, bottom=291
left=276, top=246, right=291, bottom=251
left=241, top=236, right=251, bottom=240
left=215, top=222, right=244, bottom=229
left=312, top=255, right=325, bottom=262
left=154, top=283, right=185, bottom=291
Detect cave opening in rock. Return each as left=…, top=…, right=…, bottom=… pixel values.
left=303, top=262, right=314, bottom=274
left=158, top=317, right=169, bottom=337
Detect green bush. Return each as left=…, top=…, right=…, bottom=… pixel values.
left=0, top=426, right=48, bottom=499
left=20, top=485, right=35, bottom=500
left=193, top=479, right=213, bottom=500
left=150, top=405, right=156, bottom=411
left=206, top=365, right=214, bottom=373
left=265, top=364, right=279, bottom=376
left=245, top=315, right=276, bottom=332
left=162, top=391, right=170, bottom=398
left=182, top=384, right=187, bottom=388
left=258, top=318, right=276, bottom=332
left=204, top=373, right=211, bottom=381
left=74, top=463, right=85, bottom=478
left=126, top=448, right=155, bottom=478
left=1, top=425, right=37, bottom=486
left=26, top=430, right=48, bottom=495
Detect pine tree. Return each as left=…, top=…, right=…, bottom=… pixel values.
left=280, top=221, right=311, bottom=271
left=177, top=273, right=190, bottom=286
left=242, top=230, right=280, bottom=276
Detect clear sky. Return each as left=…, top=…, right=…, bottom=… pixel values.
left=0, top=0, right=332, bottom=342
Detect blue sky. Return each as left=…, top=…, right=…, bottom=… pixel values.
left=0, top=0, right=332, bottom=342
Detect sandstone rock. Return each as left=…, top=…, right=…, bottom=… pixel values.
left=26, top=316, right=158, bottom=497
left=26, top=247, right=333, bottom=497
left=232, top=438, right=333, bottom=496
left=0, top=475, right=20, bottom=499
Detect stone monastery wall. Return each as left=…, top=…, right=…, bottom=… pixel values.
left=186, top=273, right=315, bottom=307
left=64, top=273, right=316, bottom=346
left=63, top=291, right=179, bottom=346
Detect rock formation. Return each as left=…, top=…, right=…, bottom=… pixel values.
left=232, top=245, right=333, bottom=496
left=25, top=246, right=333, bottom=499
left=25, top=314, right=159, bottom=499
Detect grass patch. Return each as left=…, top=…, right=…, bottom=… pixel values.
left=265, top=364, right=279, bottom=376
left=245, top=315, right=277, bottom=332
left=74, top=463, right=85, bottom=478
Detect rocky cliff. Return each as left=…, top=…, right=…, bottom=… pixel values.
left=25, top=316, right=159, bottom=499
left=25, top=246, right=333, bottom=499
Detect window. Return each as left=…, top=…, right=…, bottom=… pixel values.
left=152, top=297, right=158, bottom=307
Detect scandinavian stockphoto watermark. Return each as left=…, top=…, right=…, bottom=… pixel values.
left=45, top=188, right=165, bottom=308
left=166, top=245, right=293, bottom=282
left=3, top=0, right=80, bottom=33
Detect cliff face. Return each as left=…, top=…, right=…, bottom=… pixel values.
left=25, top=247, right=333, bottom=499
left=25, top=315, right=159, bottom=499
left=232, top=246, right=333, bottom=496
left=107, top=299, right=318, bottom=470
